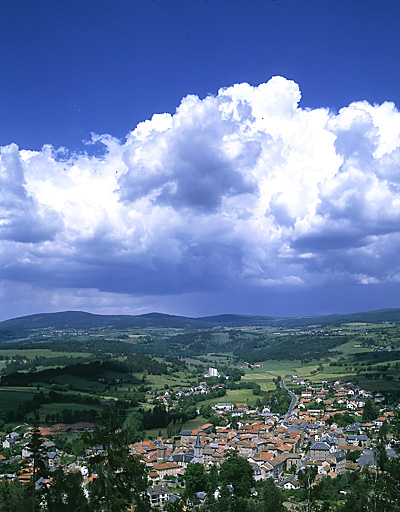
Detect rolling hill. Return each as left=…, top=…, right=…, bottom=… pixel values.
left=1, top=307, right=400, bottom=337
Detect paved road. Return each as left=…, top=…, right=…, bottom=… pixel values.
left=281, top=379, right=298, bottom=420
left=256, top=370, right=298, bottom=421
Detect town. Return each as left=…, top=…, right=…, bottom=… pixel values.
left=1, top=366, right=399, bottom=511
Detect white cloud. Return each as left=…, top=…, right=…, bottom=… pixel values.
left=2, top=76, right=400, bottom=318
left=0, top=144, right=62, bottom=243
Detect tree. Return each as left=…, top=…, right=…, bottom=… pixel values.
left=183, top=463, right=208, bottom=502
left=206, top=464, right=219, bottom=495
left=362, top=400, right=378, bottom=422
left=22, top=413, right=49, bottom=512
left=298, top=465, right=318, bottom=511
left=346, top=450, right=360, bottom=462
left=45, top=467, right=89, bottom=512
left=84, top=404, right=150, bottom=512
left=363, top=426, right=400, bottom=512
left=218, top=451, right=255, bottom=512
left=0, top=479, right=33, bottom=512
left=256, top=478, right=285, bottom=512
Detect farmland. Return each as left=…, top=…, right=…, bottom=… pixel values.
left=0, top=310, right=399, bottom=435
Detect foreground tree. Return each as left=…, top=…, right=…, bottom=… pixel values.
left=45, top=467, right=89, bottom=512
left=21, top=412, right=49, bottom=512
left=0, top=479, right=33, bottom=512
left=183, top=462, right=208, bottom=503
left=217, top=451, right=255, bottom=512
left=84, top=404, right=150, bottom=512
left=254, top=478, right=285, bottom=512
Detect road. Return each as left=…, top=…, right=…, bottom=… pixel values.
left=256, top=370, right=298, bottom=421
left=281, top=378, right=298, bottom=420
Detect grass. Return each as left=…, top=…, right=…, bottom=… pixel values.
left=145, top=413, right=218, bottom=439
left=0, top=387, right=41, bottom=411
left=332, top=340, right=373, bottom=356
left=241, top=372, right=275, bottom=391
left=143, top=374, right=193, bottom=391
left=198, top=389, right=257, bottom=409
left=244, top=359, right=326, bottom=378
left=44, top=374, right=106, bottom=392
left=0, top=349, right=91, bottom=358
left=37, top=402, right=105, bottom=422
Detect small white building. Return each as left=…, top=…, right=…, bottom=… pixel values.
left=205, top=367, right=219, bottom=378
left=2, top=438, right=15, bottom=450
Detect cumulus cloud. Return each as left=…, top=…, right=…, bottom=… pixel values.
left=2, top=76, right=400, bottom=317
left=0, top=144, right=62, bottom=243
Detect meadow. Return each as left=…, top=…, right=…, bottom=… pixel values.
left=0, top=320, right=399, bottom=433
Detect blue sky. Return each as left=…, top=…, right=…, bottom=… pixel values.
left=1, top=0, right=400, bottom=320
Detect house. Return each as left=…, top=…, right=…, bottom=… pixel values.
left=213, top=403, right=234, bottom=412
left=2, top=437, right=15, bottom=450
left=280, top=477, right=300, bottom=490
left=47, top=451, right=61, bottom=468
left=147, top=485, right=170, bottom=507
left=331, top=450, right=346, bottom=474
left=285, top=453, right=302, bottom=471
left=151, top=462, right=181, bottom=480
left=252, top=465, right=267, bottom=481
left=310, top=442, right=330, bottom=461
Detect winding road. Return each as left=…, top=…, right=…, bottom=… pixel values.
left=254, top=370, right=298, bottom=421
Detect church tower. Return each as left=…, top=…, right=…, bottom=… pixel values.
left=194, top=433, right=203, bottom=460
left=156, top=440, right=167, bottom=463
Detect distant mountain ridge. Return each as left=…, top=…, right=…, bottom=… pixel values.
left=2, top=307, right=400, bottom=332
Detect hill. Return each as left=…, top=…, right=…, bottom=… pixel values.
left=1, top=308, right=400, bottom=345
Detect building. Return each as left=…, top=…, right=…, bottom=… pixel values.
left=148, top=485, right=170, bottom=507
left=310, top=442, right=330, bottom=461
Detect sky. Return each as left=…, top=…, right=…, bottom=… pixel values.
left=1, top=0, right=400, bottom=321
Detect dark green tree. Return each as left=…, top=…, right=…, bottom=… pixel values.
left=206, top=464, right=219, bottom=495
left=362, top=400, right=378, bottom=422
left=184, top=462, right=208, bottom=502
left=298, top=465, right=318, bottom=511
left=84, top=404, right=150, bottom=512
left=255, top=478, right=285, bottom=512
left=22, top=412, right=49, bottom=512
left=217, top=451, right=255, bottom=512
left=0, top=479, right=33, bottom=512
left=45, top=467, right=89, bottom=511
left=363, top=426, right=400, bottom=512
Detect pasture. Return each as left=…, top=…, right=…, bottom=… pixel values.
left=0, top=387, right=41, bottom=411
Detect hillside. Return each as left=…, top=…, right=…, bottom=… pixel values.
left=2, top=308, right=400, bottom=335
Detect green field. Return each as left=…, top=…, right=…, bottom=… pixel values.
left=143, top=373, right=193, bottom=391
left=241, top=371, right=275, bottom=391
left=198, top=389, right=257, bottom=408
left=330, top=339, right=373, bottom=356
left=0, top=387, right=41, bottom=411
left=47, top=374, right=106, bottom=392
left=1, top=317, right=400, bottom=434
left=0, top=349, right=91, bottom=358
left=38, top=402, right=105, bottom=422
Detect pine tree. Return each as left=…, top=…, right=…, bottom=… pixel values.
left=45, top=467, right=89, bottom=511
left=84, top=404, right=150, bottom=512
left=21, top=412, right=49, bottom=512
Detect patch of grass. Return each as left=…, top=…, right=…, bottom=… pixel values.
left=241, top=372, right=275, bottom=391
left=144, top=374, right=192, bottom=391
left=37, top=402, right=104, bottom=422
left=180, top=415, right=211, bottom=431
left=198, top=389, right=257, bottom=409
left=332, top=340, right=373, bottom=356
left=50, top=374, right=106, bottom=392
left=0, top=349, right=91, bottom=358
left=0, top=387, right=41, bottom=411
